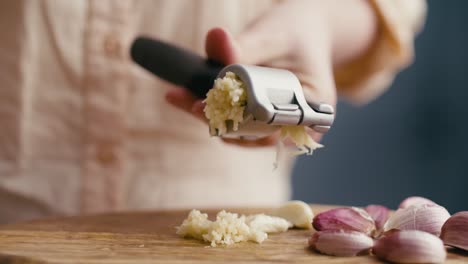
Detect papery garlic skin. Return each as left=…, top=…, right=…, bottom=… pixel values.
left=313, top=207, right=376, bottom=236
left=271, top=200, right=314, bottom=229
left=365, top=205, right=391, bottom=231
left=383, top=204, right=450, bottom=236
left=309, top=230, right=374, bottom=257
left=399, top=196, right=437, bottom=209
left=440, top=211, right=468, bottom=251
left=373, top=230, right=446, bottom=264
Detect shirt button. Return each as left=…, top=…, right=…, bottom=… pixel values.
left=96, top=143, right=117, bottom=166
left=103, top=35, right=122, bottom=58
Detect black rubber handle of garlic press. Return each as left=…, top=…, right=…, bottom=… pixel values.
left=130, top=37, right=224, bottom=99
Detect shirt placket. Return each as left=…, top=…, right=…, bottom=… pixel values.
left=81, top=0, right=133, bottom=213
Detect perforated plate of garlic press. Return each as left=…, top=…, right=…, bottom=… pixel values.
left=130, top=37, right=334, bottom=139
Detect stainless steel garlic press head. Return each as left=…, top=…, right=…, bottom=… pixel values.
left=130, top=37, right=335, bottom=139
left=217, top=64, right=334, bottom=138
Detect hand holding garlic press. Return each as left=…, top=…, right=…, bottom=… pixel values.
left=131, top=35, right=335, bottom=139
left=129, top=0, right=378, bottom=147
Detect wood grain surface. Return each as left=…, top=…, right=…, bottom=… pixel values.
left=0, top=205, right=466, bottom=264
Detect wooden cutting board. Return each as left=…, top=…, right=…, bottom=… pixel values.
left=0, top=205, right=466, bottom=264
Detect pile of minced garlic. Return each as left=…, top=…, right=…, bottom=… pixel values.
left=203, top=72, right=322, bottom=155
left=176, top=210, right=292, bottom=247
left=176, top=201, right=314, bottom=247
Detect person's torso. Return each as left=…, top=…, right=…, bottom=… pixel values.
left=0, top=0, right=293, bottom=223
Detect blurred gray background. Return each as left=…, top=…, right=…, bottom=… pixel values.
left=292, top=0, right=467, bottom=213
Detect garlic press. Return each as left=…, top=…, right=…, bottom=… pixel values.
left=130, top=37, right=334, bottom=139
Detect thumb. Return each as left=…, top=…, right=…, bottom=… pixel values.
left=205, top=27, right=240, bottom=65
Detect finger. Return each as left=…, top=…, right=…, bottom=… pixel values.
left=191, top=100, right=207, bottom=121
left=205, top=27, right=239, bottom=65
left=307, top=127, right=324, bottom=143
left=301, top=77, right=337, bottom=108
left=165, top=87, right=197, bottom=110
left=165, top=87, right=206, bottom=121
left=301, top=81, right=336, bottom=142
left=222, top=134, right=279, bottom=148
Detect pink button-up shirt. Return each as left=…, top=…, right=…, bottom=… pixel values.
left=0, top=0, right=425, bottom=224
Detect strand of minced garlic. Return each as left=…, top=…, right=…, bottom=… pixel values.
left=280, top=126, right=323, bottom=155
left=203, top=72, right=322, bottom=155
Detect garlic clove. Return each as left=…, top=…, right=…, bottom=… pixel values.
left=271, top=200, right=314, bottom=229
left=312, top=207, right=376, bottom=236
left=399, top=196, right=437, bottom=209
left=373, top=230, right=446, bottom=264
left=383, top=204, right=450, bottom=236
left=440, top=211, right=468, bottom=251
left=365, top=205, right=391, bottom=232
left=309, top=230, right=374, bottom=257
left=245, top=214, right=292, bottom=233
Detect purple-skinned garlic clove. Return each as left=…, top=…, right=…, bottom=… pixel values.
left=383, top=204, right=450, bottom=236
left=313, top=207, right=376, bottom=236
left=440, top=211, right=468, bottom=251
left=365, top=204, right=391, bottom=232
left=399, top=196, right=437, bottom=209
left=373, top=230, right=446, bottom=264
left=309, top=230, right=374, bottom=257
